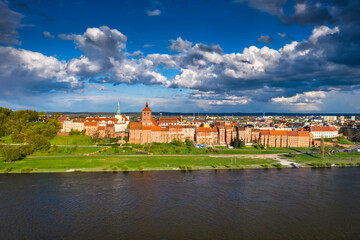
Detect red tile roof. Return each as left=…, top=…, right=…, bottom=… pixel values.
left=129, top=122, right=142, bottom=130
left=311, top=126, right=337, bottom=132
left=84, top=121, right=97, bottom=126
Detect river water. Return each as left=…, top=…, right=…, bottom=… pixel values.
left=0, top=168, right=360, bottom=240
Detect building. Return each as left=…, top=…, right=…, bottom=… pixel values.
left=259, top=130, right=313, bottom=147
left=310, top=126, right=338, bottom=139
left=60, top=102, right=130, bottom=138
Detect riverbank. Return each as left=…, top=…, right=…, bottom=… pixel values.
left=1, top=152, right=360, bottom=173
left=0, top=155, right=279, bottom=173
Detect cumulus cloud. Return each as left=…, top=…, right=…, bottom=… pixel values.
left=271, top=91, right=326, bottom=111
left=43, top=31, right=54, bottom=39
left=168, top=37, right=192, bottom=52
left=146, top=9, right=161, bottom=16
left=258, top=35, right=274, bottom=44
left=0, top=0, right=24, bottom=45
left=0, top=46, right=81, bottom=99
left=189, top=90, right=250, bottom=105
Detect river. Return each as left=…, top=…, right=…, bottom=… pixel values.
left=1, top=168, right=359, bottom=240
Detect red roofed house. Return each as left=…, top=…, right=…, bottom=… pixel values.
left=310, top=126, right=338, bottom=139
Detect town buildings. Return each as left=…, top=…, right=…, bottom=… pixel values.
left=59, top=103, right=129, bottom=138
left=310, top=126, right=339, bottom=139
left=129, top=102, right=314, bottom=147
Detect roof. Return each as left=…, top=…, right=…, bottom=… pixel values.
left=98, top=126, right=105, bottom=130
left=151, top=126, right=162, bottom=131
left=86, top=117, right=118, bottom=122
left=142, top=102, right=151, bottom=112
left=269, top=130, right=288, bottom=135
left=129, top=122, right=142, bottom=130
left=287, top=131, right=299, bottom=136
left=260, top=130, right=270, bottom=135
left=57, top=116, right=69, bottom=122
left=311, top=126, right=337, bottom=132
left=84, top=121, right=97, bottom=126
left=197, top=127, right=212, bottom=132
left=158, top=118, right=180, bottom=124
left=151, top=117, right=157, bottom=126
left=122, top=114, right=129, bottom=121
left=72, top=118, right=86, bottom=123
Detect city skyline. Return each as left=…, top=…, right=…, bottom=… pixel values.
left=1, top=0, right=360, bottom=113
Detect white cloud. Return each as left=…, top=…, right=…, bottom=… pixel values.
left=271, top=91, right=326, bottom=111
left=309, top=26, right=339, bottom=43
left=43, top=31, right=55, bottom=39
left=146, top=9, right=161, bottom=16
left=168, top=37, right=192, bottom=52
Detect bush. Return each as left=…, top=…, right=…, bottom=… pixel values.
left=171, top=138, right=183, bottom=147
left=102, top=167, right=108, bottom=172
left=0, top=146, right=22, bottom=162
left=122, top=165, right=129, bottom=171
left=20, top=166, right=33, bottom=173
left=211, top=164, right=218, bottom=169
left=225, top=164, right=232, bottom=168
left=179, top=165, right=187, bottom=170
left=312, top=162, right=326, bottom=168
left=3, top=167, right=12, bottom=173
left=187, top=165, right=193, bottom=170
left=112, top=166, right=119, bottom=171
left=338, top=162, right=346, bottom=167
left=348, top=162, right=354, bottom=167
left=238, top=165, right=244, bottom=169
left=326, top=162, right=332, bottom=167
left=276, top=163, right=283, bottom=169
left=139, top=165, right=144, bottom=171
left=263, top=163, right=270, bottom=169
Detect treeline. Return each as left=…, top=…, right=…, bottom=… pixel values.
left=0, top=107, right=60, bottom=162
left=340, top=127, right=360, bottom=142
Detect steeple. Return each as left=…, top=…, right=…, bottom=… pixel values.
left=146, top=101, right=149, bottom=108
left=116, top=102, right=121, bottom=115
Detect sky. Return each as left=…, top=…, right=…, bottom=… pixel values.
left=1, top=0, right=360, bottom=113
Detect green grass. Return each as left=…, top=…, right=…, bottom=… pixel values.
left=0, top=135, right=16, bottom=144
left=31, top=146, right=101, bottom=156
left=324, top=137, right=354, bottom=145
left=50, top=135, right=95, bottom=145
left=0, top=155, right=277, bottom=173
left=285, top=152, right=360, bottom=164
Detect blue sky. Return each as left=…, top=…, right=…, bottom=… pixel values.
left=1, top=0, right=360, bottom=113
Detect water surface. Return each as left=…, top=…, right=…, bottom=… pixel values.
left=0, top=168, right=359, bottom=240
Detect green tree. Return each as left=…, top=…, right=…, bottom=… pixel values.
left=320, top=137, right=325, bottom=159
left=0, top=146, right=22, bottom=162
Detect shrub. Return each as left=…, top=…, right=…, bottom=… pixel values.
left=348, top=162, right=354, bottom=167
left=179, top=165, right=187, bottom=170
left=263, top=163, right=270, bottom=169
left=338, top=162, right=346, bottom=167
left=326, top=162, right=332, bottom=167
left=102, top=167, right=108, bottom=172
left=122, top=165, right=129, bottom=171
left=20, top=166, right=33, bottom=173
left=112, top=166, right=119, bottom=171
left=0, top=146, right=22, bottom=162
left=225, top=164, right=232, bottom=168
left=139, top=165, right=144, bottom=171
left=3, top=167, right=12, bottom=173
left=187, top=165, right=193, bottom=170
left=211, top=164, right=218, bottom=169
left=238, top=165, right=244, bottom=169
left=276, top=163, right=283, bottom=169
left=171, top=138, right=183, bottom=147
left=313, top=162, right=326, bottom=168
left=357, top=163, right=360, bottom=167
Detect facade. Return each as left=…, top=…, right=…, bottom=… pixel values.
left=259, top=130, right=313, bottom=147
left=59, top=102, right=130, bottom=138
left=310, top=126, right=338, bottom=139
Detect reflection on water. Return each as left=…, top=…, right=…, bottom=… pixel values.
left=0, top=168, right=360, bottom=240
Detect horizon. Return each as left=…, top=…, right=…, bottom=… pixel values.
left=1, top=0, right=360, bottom=113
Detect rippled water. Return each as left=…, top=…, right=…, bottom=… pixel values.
left=0, top=168, right=360, bottom=240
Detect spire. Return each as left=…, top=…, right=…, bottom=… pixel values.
left=116, top=102, right=121, bottom=115
left=146, top=101, right=149, bottom=107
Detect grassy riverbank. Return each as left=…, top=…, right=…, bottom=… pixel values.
left=284, top=152, right=360, bottom=165
left=0, top=155, right=278, bottom=173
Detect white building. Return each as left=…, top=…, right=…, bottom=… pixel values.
left=310, top=126, right=339, bottom=139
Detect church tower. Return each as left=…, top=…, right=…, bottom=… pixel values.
left=115, top=102, right=122, bottom=122
left=141, top=102, right=153, bottom=127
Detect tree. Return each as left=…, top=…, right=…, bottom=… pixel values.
left=0, top=146, right=22, bottom=162
left=320, top=137, right=325, bottom=159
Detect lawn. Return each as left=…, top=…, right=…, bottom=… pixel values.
left=284, top=152, right=360, bottom=164
left=0, top=135, right=16, bottom=144
left=0, top=155, right=277, bottom=173
left=50, top=135, right=95, bottom=145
